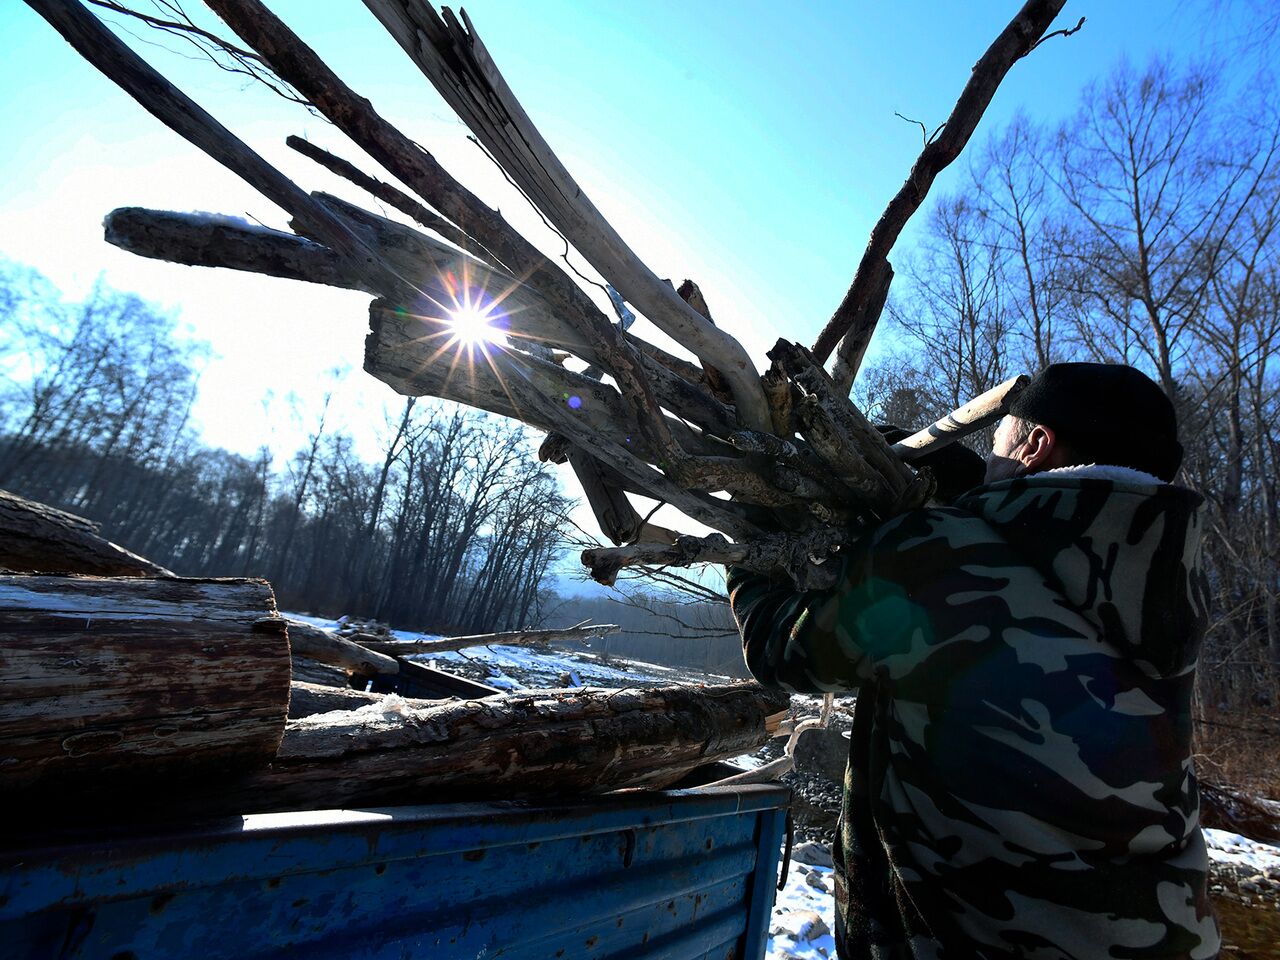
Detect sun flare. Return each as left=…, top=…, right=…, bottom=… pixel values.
left=447, top=304, right=504, bottom=347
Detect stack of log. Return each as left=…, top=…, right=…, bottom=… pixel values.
left=25, top=0, right=1066, bottom=590
left=0, top=491, right=788, bottom=822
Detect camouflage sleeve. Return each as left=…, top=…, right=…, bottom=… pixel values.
left=728, top=510, right=972, bottom=694
left=727, top=541, right=883, bottom=694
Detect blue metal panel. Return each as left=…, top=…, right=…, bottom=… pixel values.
left=0, top=783, right=789, bottom=960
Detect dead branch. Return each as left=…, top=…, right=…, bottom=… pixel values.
left=810, top=0, right=1069, bottom=378
left=35, top=0, right=1050, bottom=589
left=28, top=0, right=402, bottom=296
left=353, top=622, right=622, bottom=656
left=285, top=134, right=490, bottom=265
left=364, top=0, right=773, bottom=431
left=891, top=375, right=1030, bottom=460
left=104, top=207, right=374, bottom=292
left=582, top=529, right=849, bottom=590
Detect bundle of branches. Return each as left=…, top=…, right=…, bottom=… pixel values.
left=29, top=0, right=1070, bottom=587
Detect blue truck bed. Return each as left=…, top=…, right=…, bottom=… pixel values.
left=2, top=782, right=789, bottom=960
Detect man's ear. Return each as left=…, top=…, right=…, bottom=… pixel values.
left=1019, top=424, right=1058, bottom=473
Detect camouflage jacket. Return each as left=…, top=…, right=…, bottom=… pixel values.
left=728, top=469, right=1220, bottom=960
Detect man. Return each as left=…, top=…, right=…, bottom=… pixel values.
left=729, top=363, right=1220, bottom=959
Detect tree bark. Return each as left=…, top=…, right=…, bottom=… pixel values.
left=178, top=682, right=790, bottom=817
left=0, top=488, right=172, bottom=577
left=0, top=574, right=289, bottom=795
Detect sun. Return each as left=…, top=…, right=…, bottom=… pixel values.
left=447, top=304, right=504, bottom=347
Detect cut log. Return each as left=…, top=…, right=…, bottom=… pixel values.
left=287, top=680, right=444, bottom=718
left=284, top=620, right=501, bottom=697
left=283, top=617, right=400, bottom=675
left=0, top=489, right=172, bottom=577
left=0, top=575, right=290, bottom=795
left=290, top=654, right=350, bottom=688
left=177, top=682, right=791, bottom=817
left=356, top=622, right=621, bottom=656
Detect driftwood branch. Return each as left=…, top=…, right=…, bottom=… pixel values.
left=285, top=134, right=486, bottom=262
left=0, top=489, right=172, bottom=577
left=892, top=375, right=1030, bottom=460
left=582, top=529, right=849, bottom=590
left=364, top=0, right=772, bottom=431
left=810, top=0, right=1069, bottom=375
left=830, top=260, right=893, bottom=394
left=104, top=207, right=374, bottom=292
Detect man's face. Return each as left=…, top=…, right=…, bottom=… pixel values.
left=984, top=416, right=1025, bottom=484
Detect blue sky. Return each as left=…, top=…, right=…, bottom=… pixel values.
left=0, top=1, right=1249, bottom=535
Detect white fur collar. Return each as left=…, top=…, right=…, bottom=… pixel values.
left=1037, top=464, right=1167, bottom=485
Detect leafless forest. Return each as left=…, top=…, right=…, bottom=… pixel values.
left=0, top=269, right=570, bottom=633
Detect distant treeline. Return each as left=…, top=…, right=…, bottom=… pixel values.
left=0, top=261, right=570, bottom=634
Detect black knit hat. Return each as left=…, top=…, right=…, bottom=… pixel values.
left=1008, top=362, right=1182, bottom=481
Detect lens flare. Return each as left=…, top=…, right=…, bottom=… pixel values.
left=447, top=304, right=504, bottom=347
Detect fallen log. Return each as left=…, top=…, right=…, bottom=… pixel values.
left=287, top=680, right=444, bottom=718
left=290, top=654, right=350, bottom=688
left=283, top=617, right=400, bottom=675
left=0, top=489, right=172, bottom=577
left=355, top=622, right=621, bottom=656
left=0, top=575, right=290, bottom=795
left=178, top=683, right=790, bottom=817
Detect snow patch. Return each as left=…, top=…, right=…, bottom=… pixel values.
left=769, top=859, right=838, bottom=960
left=1205, top=828, right=1280, bottom=875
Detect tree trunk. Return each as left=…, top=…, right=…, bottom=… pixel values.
left=175, top=683, right=789, bottom=818
left=0, top=574, right=289, bottom=796
left=0, top=489, right=173, bottom=577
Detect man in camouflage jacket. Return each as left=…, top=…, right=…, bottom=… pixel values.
left=729, top=364, right=1220, bottom=959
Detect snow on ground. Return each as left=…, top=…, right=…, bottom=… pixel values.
left=284, top=615, right=734, bottom=690
left=1205, top=828, right=1280, bottom=876
left=761, top=830, right=1280, bottom=960
left=768, top=858, right=838, bottom=960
